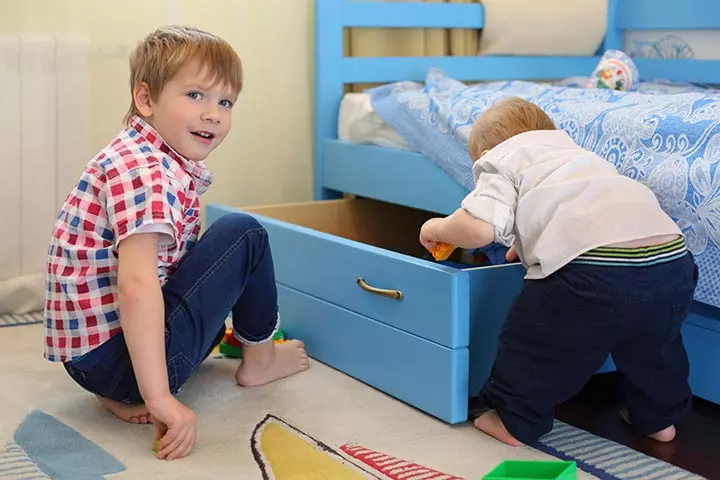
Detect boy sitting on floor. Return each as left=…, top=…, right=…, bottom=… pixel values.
left=44, top=25, right=308, bottom=461
left=419, top=97, right=697, bottom=446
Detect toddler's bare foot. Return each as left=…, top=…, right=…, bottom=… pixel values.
left=235, top=340, right=309, bottom=387
left=96, top=395, right=152, bottom=424
left=473, top=410, right=523, bottom=447
left=648, top=426, right=676, bottom=443
left=619, top=408, right=676, bottom=442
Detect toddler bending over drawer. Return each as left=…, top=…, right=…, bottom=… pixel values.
left=419, top=97, right=697, bottom=447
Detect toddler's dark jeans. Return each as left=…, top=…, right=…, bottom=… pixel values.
left=477, top=253, right=698, bottom=444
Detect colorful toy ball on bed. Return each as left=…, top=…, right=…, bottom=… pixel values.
left=587, top=49, right=639, bottom=91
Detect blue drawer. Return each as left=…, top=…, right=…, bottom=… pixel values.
left=205, top=198, right=526, bottom=422
left=276, top=284, right=469, bottom=423
left=207, top=199, right=474, bottom=349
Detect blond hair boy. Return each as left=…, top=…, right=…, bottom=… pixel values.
left=45, top=26, right=308, bottom=461
left=420, top=97, right=696, bottom=446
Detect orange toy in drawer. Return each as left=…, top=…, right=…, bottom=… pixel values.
left=431, top=242, right=457, bottom=261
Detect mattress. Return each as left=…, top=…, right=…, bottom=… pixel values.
left=337, top=78, right=719, bottom=151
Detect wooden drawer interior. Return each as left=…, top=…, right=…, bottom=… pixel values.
left=243, top=197, right=488, bottom=267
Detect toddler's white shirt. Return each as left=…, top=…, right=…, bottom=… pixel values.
left=461, top=130, right=682, bottom=279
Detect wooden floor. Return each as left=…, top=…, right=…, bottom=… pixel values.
left=555, top=372, right=720, bottom=479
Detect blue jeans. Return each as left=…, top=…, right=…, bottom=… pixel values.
left=476, top=252, right=698, bottom=444
left=63, top=213, right=279, bottom=404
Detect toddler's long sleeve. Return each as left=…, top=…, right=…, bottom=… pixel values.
left=461, top=172, right=517, bottom=247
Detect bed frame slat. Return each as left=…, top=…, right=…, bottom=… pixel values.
left=341, top=2, right=484, bottom=29
left=342, top=56, right=601, bottom=84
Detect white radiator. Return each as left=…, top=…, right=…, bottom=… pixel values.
left=0, top=33, right=90, bottom=314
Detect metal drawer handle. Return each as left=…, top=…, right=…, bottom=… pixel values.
left=356, top=277, right=403, bottom=300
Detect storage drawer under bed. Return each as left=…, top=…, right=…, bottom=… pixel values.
left=206, top=197, right=525, bottom=423
left=214, top=198, right=476, bottom=349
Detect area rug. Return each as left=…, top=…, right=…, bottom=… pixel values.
left=0, top=325, right=706, bottom=480
left=251, top=413, right=464, bottom=479
left=0, top=311, right=43, bottom=328
left=1, top=410, right=124, bottom=479
left=535, top=421, right=704, bottom=480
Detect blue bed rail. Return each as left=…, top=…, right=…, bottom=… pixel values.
left=314, top=0, right=720, bottom=200
left=615, top=0, right=720, bottom=30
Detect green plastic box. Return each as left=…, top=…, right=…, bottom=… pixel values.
left=483, top=460, right=577, bottom=480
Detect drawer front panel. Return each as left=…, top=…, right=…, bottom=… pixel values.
left=206, top=204, right=469, bottom=349
left=277, top=284, right=470, bottom=424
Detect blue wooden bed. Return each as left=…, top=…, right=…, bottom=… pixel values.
left=207, top=0, right=720, bottom=424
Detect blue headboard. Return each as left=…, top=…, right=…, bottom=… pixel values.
left=313, top=0, right=720, bottom=199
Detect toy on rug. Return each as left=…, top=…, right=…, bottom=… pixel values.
left=586, top=49, right=639, bottom=91
left=218, top=327, right=287, bottom=358
left=483, top=460, right=577, bottom=480
left=430, top=242, right=457, bottom=261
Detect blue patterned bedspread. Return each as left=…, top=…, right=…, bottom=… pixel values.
left=368, top=69, right=720, bottom=308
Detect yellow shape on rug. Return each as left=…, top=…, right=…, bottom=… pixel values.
left=252, top=414, right=377, bottom=479
left=260, top=423, right=366, bottom=479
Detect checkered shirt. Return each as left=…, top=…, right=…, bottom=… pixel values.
left=44, top=116, right=213, bottom=362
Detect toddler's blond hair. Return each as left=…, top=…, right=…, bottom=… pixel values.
left=468, top=97, right=556, bottom=161
left=124, top=25, right=243, bottom=125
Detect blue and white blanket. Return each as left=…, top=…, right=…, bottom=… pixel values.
left=369, top=69, right=720, bottom=308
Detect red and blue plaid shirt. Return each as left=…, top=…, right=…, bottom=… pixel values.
left=44, top=116, right=213, bottom=362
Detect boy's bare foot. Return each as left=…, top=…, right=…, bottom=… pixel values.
left=619, top=408, right=676, bottom=442
left=96, top=395, right=152, bottom=424
left=473, top=410, right=523, bottom=447
left=235, top=340, right=309, bottom=387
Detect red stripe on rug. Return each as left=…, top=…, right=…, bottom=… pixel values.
left=340, top=443, right=464, bottom=480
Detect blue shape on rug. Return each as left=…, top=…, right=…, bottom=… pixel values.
left=12, top=410, right=125, bottom=479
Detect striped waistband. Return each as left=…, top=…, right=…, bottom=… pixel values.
left=572, top=237, right=687, bottom=267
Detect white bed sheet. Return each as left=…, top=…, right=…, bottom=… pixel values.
left=337, top=92, right=413, bottom=150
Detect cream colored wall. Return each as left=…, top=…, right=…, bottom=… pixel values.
left=0, top=0, right=314, bottom=209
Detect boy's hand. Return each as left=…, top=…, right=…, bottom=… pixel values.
left=419, top=218, right=443, bottom=251
left=147, top=395, right=197, bottom=461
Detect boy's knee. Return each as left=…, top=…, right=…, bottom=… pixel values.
left=212, top=213, right=265, bottom=238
